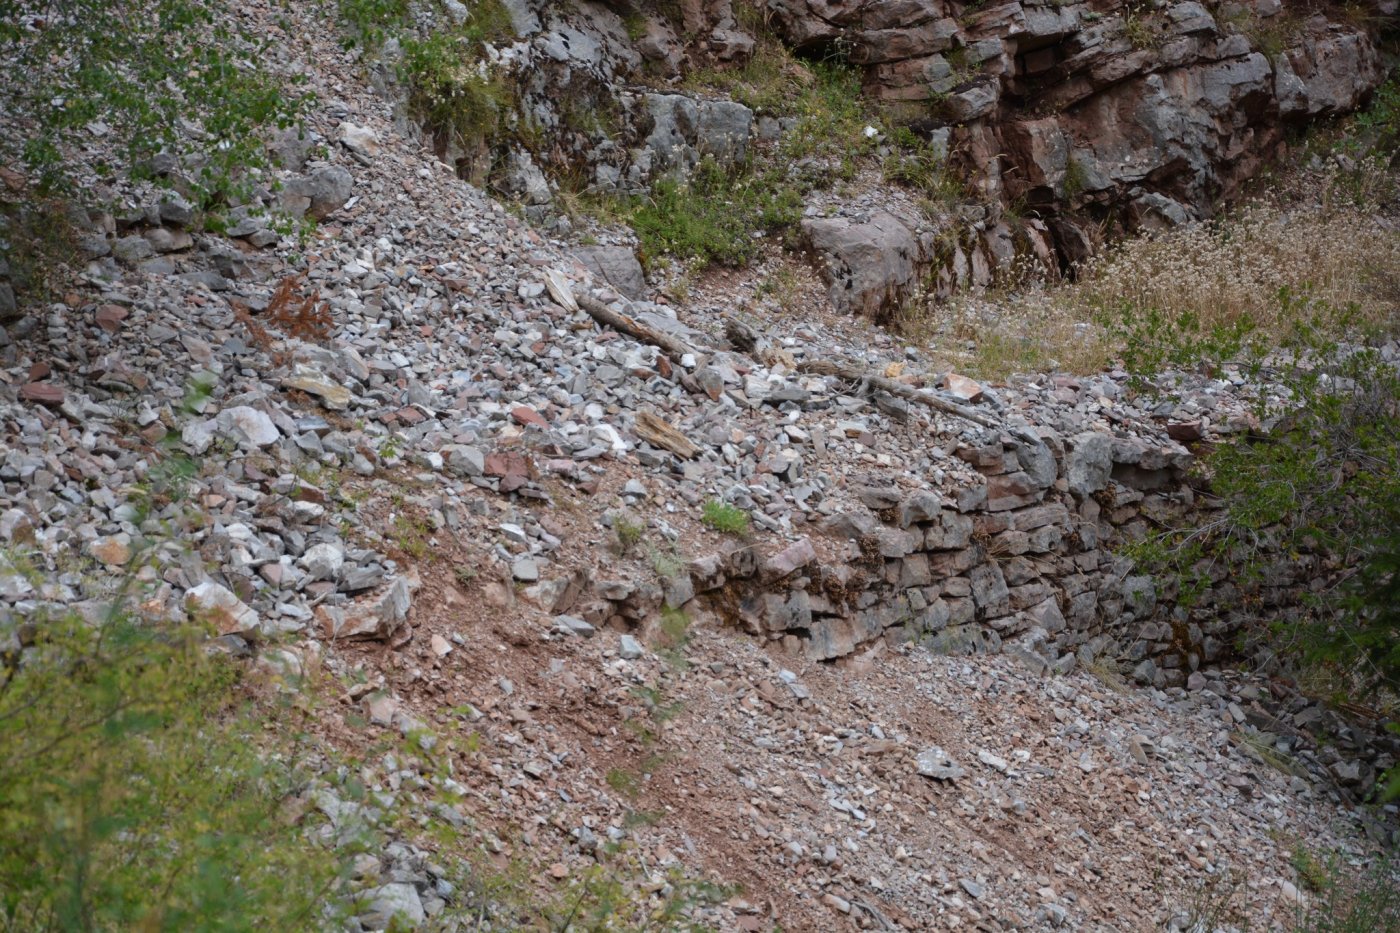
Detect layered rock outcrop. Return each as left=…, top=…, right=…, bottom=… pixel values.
left=409, top=0, right=1389, bottom=315
left=769, top=0, right=1387, bottom=253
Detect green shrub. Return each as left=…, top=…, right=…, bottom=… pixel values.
left=700, top=499, right=750, bottom=536
left=631, top=159, right=761, bottom=267
left=1120, top=289, right=1400, bottom=798
left=0, top=0, right=309, bottom=201
left=1061, top=156, right=1089, bottom=200
left=614, top=514, right=645, bottom=553
left=400, top=31, right=512, bottom=174
left=882, top=128, right=962, bottom=209
left=0, top=602, right=353, bottom=929
left=336, top=0, right=410, bottom=47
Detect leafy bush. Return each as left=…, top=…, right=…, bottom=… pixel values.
left=882, top=127, right=962, bottom=210
left=632, top=161, right=761, bottom=268
left=336, top=0, right=409, bottom=47
left=400, top=31, right=511, bottom=168
left=393, top=2, right=515, bottom=183
left=629, top=56, right=875, bottom=269
left=1119, top=290, right=1400, bottom=798
left=1350, top=78, right=1399, bottom=161
left=0, top=598, right=353, bottom=929
left=0, top=0, right=309, bottom=200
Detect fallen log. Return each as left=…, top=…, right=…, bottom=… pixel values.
left=795, top=359, right=999, bottom=429
left=578, top=290, right=998, bottom=430
left=577, top=294, right=700, bottom=364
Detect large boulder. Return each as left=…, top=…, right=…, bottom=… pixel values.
left=573, top=245, right=647, bottom=299
left=802, top=209, right=931, bottom=319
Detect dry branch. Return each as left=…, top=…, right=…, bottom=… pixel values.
left=795, top=360, right=999, bottom=428
left=577, top=289, right=998, bottom=429
left=577, top=294, right=700, bottom=364
left=634, top=411, right=701, bottom=459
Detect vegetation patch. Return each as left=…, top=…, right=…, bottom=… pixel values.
left=701, top=499, right=750, bottom=537
left=0, top=601, right=355, bottom=929
left=917, top=175, right=1400, bottom=381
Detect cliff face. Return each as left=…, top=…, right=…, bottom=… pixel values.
left=766, top=0, right=1387, bottom=259
left=475, top=0, right=1390, bottom=317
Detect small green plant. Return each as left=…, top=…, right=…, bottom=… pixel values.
left=1121, top=4, right=1160, bottom=50
left=605, top=767, right=641, bottom=798
left=614, top=514, right=645, bottom=553
left=754, top=264, right=805, bottom=311
left=336, top=0, right=409, bottom=46
left=622, top=11, right=647, bottom=42
left=1292, top=845, right=1333, bottom=893
left=701, top=499, right=750, bottom=536
left=1083, top=655, right=1129, bottom=693
left=377, top=433, right=403, bottom=461
left=630, top=685, right=685, bottom=725
left=1238, top=730, right=1303, bottom=778
left=1290, top=848, right=1400, bottom=931
left=391, top=512, right=434, bottom=560
left=1061, top=156, right=1088, bottom=200
left=655, top=606, right=693, bottom=670
left=646, top=544, right=686, bottom=581
left=883, top=126, right=962, bottom=209
left=1348, top=77, right=1400, bottom=160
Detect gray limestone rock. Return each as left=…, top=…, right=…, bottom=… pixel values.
left=1066, top=432, right=1113, bottom=497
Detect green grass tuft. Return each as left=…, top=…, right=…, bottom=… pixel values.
left=701, top=499, right=750, bottom=536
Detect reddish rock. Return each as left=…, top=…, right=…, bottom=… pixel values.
left=19, top=382, right=63, bottom=406
left=484, top=450, right=534, bottom=482
left=1166, top=420, right=1204, bottom=442
left=95, top=304, right=129, bottom=333
left=765, top=538, right=817, bottom=579
left=945, top=373, right=983, bottom=402
left=27, top=361, right=50, bottom=381
left=396, top=406, right=426, bottom=425
left=511, top=405, right=549, bottom=429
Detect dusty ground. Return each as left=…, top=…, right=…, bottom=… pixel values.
left=296, top=457, right=1394, bottom=932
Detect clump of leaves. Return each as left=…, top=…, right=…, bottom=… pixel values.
left=0, top=0, right=311, bottom=201
left=399, top=30, right=513, bottom=182
left=336, top=0, right=410, bottom=47
left=392, top=512, right=434, bottom=560
left=701, top=499, right=750, bottom=536
left=0, top=605, right=353, bottom=929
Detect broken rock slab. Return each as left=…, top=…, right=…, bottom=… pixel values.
left=916, top=745, right=966, bottom=781
left=320, top=576, right=413, bottom=640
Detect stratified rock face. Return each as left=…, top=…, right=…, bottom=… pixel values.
left=767, top=0, right=1386, bottom=243
left=425, top=0, right=1387, bottom=315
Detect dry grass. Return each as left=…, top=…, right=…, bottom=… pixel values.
left=908, top=160, right=1400, bottom=381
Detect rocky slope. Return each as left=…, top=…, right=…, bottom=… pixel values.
left=0, top=0, right=1397, bottom=929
